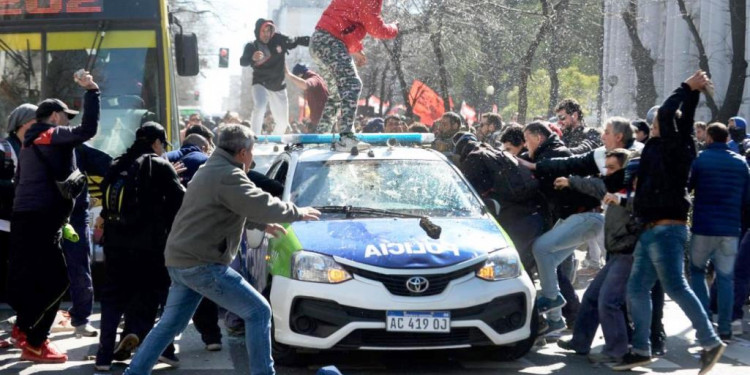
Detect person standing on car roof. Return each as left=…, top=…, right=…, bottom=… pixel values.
left=95, top=122, right=185, bottom=371
left=123, top=124, right=320, bottom=375
left=241, top=19, right=310, bottom=136
left=310, top=0, right=398, bottom=151
left=8, top=71, right=99, bottom=364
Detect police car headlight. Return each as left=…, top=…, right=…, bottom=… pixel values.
left=292, top=251, right=352, bottom=283
left=476, top=249, right=521, bottom=281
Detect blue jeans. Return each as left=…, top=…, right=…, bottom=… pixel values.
left=570, top=254, right=633, bottom=357
left=532, top=212, right=604, bottom=320
left=61, top=207, right=93, bottom=327
left=627, top=225, right=720, bottom=355
left=124, top=264, right=274, bottom=375
left=690, top=234, right=738, bottom=335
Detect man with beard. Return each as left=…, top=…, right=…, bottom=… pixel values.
left=556, top=99, right=602, bottom=155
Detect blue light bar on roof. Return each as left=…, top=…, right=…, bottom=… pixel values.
left=256, top=133, right=436, bottom=145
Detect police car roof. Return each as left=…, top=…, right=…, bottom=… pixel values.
left=293, top=146, right=446, bottom=163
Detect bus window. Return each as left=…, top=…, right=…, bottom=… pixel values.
left=45, top=30, right=160, bottom=157
left=0, top=33, right=42, bottom=135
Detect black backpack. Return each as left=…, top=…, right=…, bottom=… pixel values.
left=103, top=154, right=152, bottom=226
left=479, top=146, right=539, bottom=204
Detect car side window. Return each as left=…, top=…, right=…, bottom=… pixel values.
left=274, top=161, right=289, bottom=187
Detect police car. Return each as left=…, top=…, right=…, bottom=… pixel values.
left=246, top=133, right=537, bottom=363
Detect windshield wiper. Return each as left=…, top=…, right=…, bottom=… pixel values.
left=314, top=205, right=442, bottom=239
left=87, top=21, right=108, bottom=71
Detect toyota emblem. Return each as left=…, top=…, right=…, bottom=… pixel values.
left=406, top=276, right=429, bottom=293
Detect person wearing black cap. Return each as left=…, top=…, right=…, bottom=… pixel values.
left=285, top=63, right=330, bottom=133
left=7, top=71, right=99, bottom=363
left=95, top=122, right=185, bottom=371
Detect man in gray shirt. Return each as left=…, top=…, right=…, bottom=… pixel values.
left=124, top=125, right=320, bottom=375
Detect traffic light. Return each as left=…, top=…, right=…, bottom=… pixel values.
left=194, top=90, right=200, bottom=101
left=218, top=48, right=229, bottom=68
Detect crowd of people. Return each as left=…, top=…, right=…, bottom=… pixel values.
left=0, top=0, right=749, bottom=374
left=450, top=71, right=750, bottom=374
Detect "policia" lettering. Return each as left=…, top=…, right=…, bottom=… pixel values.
left=364, top=242, right=460, bottom=258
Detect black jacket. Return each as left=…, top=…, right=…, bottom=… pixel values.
left=530, top=134, right=601, bottom=220
left=634, top=83, right=699, bottom=223
left=459, top=143, right=541, bottom=225
left=240, top=19, right=310, bottom=91
left=101, top=153, right=185, bottom=252
left=536, top=149, right=599, bottom=179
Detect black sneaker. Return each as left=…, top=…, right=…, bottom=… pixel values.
left=719, top=333, right=733, bottom=343
left=113, top=333, right=139, bottom=361
left=612, top=351, right=653, bottom=371
left=557, top=339, right=588, bottom=355
left=158, top=352, right=181, bottom=368
left=698, top=342, right=726, bottom=375
left=651, top=335, right=667, bottom=357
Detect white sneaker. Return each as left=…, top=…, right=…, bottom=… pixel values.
left=334, top=133, right=370, bottom=152
left=732, top=319, right=744, bottom=336
left=75, top=323, right=98, bottom=338
left=50, top=311, right=74, bottom=332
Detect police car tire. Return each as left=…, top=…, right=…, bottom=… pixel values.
left=482, top=304, right=539, bottom=361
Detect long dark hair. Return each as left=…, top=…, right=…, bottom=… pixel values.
left=110, top=138, right=154, bottom=175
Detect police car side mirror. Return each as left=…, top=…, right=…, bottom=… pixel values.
left=246, top=228, right=265, bottom=248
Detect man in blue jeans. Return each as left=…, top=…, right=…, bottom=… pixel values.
left=614, top=71, right=725, bottom=374
left=688, top=122, right=750, bottom=341
left=123, top=125, right=320, bottom=375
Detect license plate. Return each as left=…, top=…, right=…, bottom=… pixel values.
left=386, top=311, right=450, bottom=333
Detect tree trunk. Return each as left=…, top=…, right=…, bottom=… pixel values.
left=382, top=35, right=412, bottom=116
left=596, top=0, right=605, bottom=125
left=378, top=61, right=390, bottom=116
left=717, top=0, right=747, bottom=123
left=622, top=0, right=658, bottom=119
left=547, top=44, right=560, bottom=117
left=517, top=0, right=569, bottom=124
left=676, top=0, right=719, bottom=118
left=430, top=28, right=451, bottom=112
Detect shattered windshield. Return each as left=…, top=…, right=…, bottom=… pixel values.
left=290, top=159, right=483, bottom=218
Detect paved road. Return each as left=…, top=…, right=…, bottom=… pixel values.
left=1, top=295, right=749, bottom=374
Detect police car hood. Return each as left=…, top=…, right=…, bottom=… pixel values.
left=289, top=217, right=508, bottom=269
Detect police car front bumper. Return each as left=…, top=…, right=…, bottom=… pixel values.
left=270, top=271, right=535, bottom=350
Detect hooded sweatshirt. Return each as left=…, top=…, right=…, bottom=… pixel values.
left=240, top=19, right=310, bottom=91
left=315, top=0, right=398, bottom=53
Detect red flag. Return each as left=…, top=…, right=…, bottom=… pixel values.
left=409, top=80, right=445, bottom=126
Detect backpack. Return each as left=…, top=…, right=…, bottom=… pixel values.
left=103, top=154, right=152, bottom=226
left=479, top=146, right=539, bottom=204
